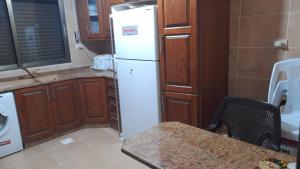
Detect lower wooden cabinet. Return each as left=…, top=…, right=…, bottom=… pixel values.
left=15, top=85, right=55, bottom=144
left=15, top=78, right=110, bottom=145
left=79, top=78, right=108, bottom=124
left=161, top=92, right=198, bottom=127
left=50, top=80, right=82, bottom=133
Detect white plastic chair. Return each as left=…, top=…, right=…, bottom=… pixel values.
left=268, top=58, right=300, bottom=141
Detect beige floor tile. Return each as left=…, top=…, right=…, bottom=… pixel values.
left=105, top=154, right=150, bottom=169
left=2, top=151, right=61, bottom=169
left=46, top=141, right=93, bottom=166
left=95, top=143, right=123, bottom=161
left=71, top=129, right=120, bottom=150
left=1, top=146, right=44, bottom=168
left=60, top=150, right=110, bottom=169
left=0, top=128, right=148, bottom=169
left=101, top=128, right=120, bottom=139
left=38, top=133, right=77, bottom=154
left=0, top=161, right=7, bottom=169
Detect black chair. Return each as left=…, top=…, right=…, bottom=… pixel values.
left=208, top=97, right=281, bottom=151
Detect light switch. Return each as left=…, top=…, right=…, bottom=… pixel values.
left=273, top=39, right=288, bottom=50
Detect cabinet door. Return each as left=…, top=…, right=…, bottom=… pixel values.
left=160, top=35, right=198, bottom=93
left=110, top=0, right=124, bottom=5
left=50, top=80, right=82, bottom=132
left=161, top=92, right=198, bottom=126
left=76, top=0, right=105, bottom=40
left=79, top=78, right=108, bottom=124
left=15, top=86, right=54, bottom=144
left=102, top=0, right=112, bottom=37
left=158, top=0, right=196, bottom=34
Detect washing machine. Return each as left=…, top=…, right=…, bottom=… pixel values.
left=0, top=92, right=23, bottom=158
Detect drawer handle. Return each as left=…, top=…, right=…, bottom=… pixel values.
left=166, top=35, right=190, bottom=39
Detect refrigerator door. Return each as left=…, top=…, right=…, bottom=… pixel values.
left=115, top=59, right=161, bottom=139
left=112, top=5, right=159, bottom=61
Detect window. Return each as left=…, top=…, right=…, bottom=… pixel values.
left=0, top=0, right=18, bottom=70
left=0, top=0, right=70, bottom=71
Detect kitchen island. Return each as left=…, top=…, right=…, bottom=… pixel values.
left=122, top=122, right=295, bottom=169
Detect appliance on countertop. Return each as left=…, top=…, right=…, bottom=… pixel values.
left=111, top=3, right=160, bottom=140
left=0, top=92, right=23, bottom=158
left=91, top=54, right=113, bottom=71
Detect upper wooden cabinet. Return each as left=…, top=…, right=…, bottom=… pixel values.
left=79, top=78, right=108, bottom=124
left=76, top=0, right=111, bottom=40
left=50, top=80, right=82, bottom=133
left=157, top=0, right=196, bottom=34
left=160, top=35, right=198, bottom=94
left=15, top=85, right=55, bottom=144
left=158, top=0, right=198, bottom=94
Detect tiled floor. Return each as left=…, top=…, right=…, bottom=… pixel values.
left=0, top=128, right=150, bottom=169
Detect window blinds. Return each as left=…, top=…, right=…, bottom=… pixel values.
left=11, top=0, right=69, bottom=67
left=0, top=0, right=17, bottom=67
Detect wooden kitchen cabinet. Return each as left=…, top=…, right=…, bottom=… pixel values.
left=50, top=80, right=82, bottom=133
left=158, top=0, right=195, bottom=34
left=15, top=85, right=55, bottom=144
left=79, top=78, right=108, bottom=124
left=161, top=92, right=198, bottom=126
left=158, top=0, right=230, bottom=128
left=15, top=78, right=111, bottom=145
left=158, top=0, right=198, bottom=94
left=110, top=0, right=125, bottom=5
left=160, top=35, right=198, bottom=94
left=76, top=0, right=111, bottom=40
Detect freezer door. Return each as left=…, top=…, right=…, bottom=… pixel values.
left=112, top=6, right=159, bottom=61
left=115, top=59, right=161, bottom=139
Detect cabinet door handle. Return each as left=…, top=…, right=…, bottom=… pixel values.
left=52, top=92, right=56, bottom=101
left=46, top=89, right=51, bottom=101
left=166, top=35, right=190, bottom=39
left=161, top=95, right=165, bottom=114
left=159, top=36, right=164, bottom=54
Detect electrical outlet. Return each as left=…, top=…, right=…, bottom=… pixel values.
left=273, top=39, right=288, bottom=50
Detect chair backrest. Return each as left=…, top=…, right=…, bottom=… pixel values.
left=211, top=97, right=281, bottom=150
left=268, top=58, right=300, bottom=114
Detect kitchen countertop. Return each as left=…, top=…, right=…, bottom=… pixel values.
left=0, top=67, right=115, bottom=93
left=122, top=122, right=296, bottom=169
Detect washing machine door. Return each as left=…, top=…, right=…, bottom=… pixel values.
left=0, top=104, right=11, bottom=138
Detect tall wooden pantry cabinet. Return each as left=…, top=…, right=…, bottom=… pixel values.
left=158, top=0, right=230, bottom=128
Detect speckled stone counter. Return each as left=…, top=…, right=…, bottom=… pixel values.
left=122, top=122, right=296, bottom=169
left=0, top=67, right=115, bottom=93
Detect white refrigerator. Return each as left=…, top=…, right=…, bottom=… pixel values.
left=111, top=5, right=161, bottom=139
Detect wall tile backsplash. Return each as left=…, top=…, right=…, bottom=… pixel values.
left=229, top=0, right=300, bottom=100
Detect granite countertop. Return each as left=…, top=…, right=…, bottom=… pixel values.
left=0, top=67, right=115, bottom=93
left=122, top=122, right=296, bottom=169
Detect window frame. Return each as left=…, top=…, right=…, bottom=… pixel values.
left=0, top=0, right=71, bottom=71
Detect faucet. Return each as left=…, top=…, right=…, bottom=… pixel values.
left=21, top=67, right=37, bottom=79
